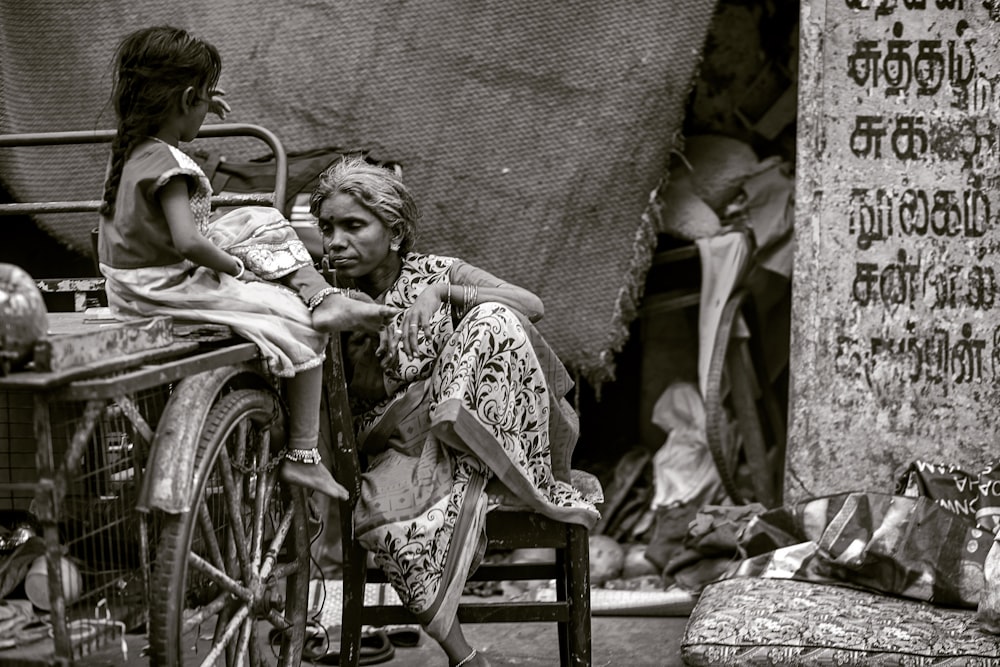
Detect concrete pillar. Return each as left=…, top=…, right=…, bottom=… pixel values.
left=788, top=0, right=1000, bottom=500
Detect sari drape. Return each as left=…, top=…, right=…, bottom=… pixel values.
left=348, top=253, right=599, bottom=639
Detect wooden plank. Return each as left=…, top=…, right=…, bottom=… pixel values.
left=32, top=316, right=174, bottom=372
left=56, top=342, right=260, bottom=401
left=0, top=342, right=201, bottom=391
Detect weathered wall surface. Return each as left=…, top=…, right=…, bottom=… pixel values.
left=789, top=0, right=1000, bottom=499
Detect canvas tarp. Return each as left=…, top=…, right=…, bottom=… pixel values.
left=0, top=0, right=716, bottom=384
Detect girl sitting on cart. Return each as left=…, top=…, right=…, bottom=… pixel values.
left=96, top=25, right=396, bottom=500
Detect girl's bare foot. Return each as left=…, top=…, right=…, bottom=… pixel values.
left=312, top=294, right=398, bottom=334
left=278, top=459, right=349, bottom=500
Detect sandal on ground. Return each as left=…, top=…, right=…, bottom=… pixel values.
left=268, top=621, right=328, bottom=655
left=307, top=628, right=395, bottom=665
left=381, top=623, right=421, bottom=647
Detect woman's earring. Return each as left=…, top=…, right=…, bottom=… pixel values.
left=389, top=240, right=400, bottom=252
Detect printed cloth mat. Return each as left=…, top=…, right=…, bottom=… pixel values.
left=682, top=576, right=1000, bottom=666
left=0, top=1, right=716, bottom=384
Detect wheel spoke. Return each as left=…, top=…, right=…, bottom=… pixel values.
left=199, top=605, right=250, bottom=666
left=260, top=504, right=295, bottom=581
left=233, top=419, right=250, bottom=574
left=251, top=435, right=273, bottom=572
left=189, top=551, right=253, bottom=601
left=235, top=615, right=253, bottom=667
left=217, top=445, right=251, bottom=577
left=197, top=504, right=226, bottom=572
left=250, top=626, right=270, bottom=667
left=213, top=604, right=235, bottom=658
left=265, top=606, right=292, bottom=629
left=233, top=417, right=249, bottom=508
left=269, top=560, right=300, bottom=583
left=181, top=593, right=229, bottom=634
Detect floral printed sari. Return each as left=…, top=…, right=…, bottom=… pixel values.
left=347, top=253, right=599, bottom=640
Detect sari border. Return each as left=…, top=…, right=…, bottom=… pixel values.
left=357, top=379, right=430, bottom=452
left=414, top=471, right=489, bottom=638
left=432, top=397, right=599, bottom=530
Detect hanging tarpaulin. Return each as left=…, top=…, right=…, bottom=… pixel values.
left=0, top=1, right=718, bottom=384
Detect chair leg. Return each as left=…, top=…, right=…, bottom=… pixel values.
left=565, top=524, right=592, bottom=667
left=555, top=540, right=570, bottom=664
left=339, top=498, right=368, bottom=667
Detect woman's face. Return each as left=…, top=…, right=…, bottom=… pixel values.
left=316, top=191, right=399, bottom=280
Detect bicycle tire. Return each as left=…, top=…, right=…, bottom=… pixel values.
left=704, top=291, right=749, bottom=505
left=147, top=389, right=310, bottom=666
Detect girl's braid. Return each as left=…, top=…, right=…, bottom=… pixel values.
left=99, top=118, right=144, bottom=217
left=99, top=26, right=222, bottom=218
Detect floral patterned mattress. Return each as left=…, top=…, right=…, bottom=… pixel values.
left=682, top=577, right=1000, bottom=666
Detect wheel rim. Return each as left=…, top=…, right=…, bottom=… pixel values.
left=162, top=391, right=309, bottom=666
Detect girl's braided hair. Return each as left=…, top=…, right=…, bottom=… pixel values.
left=99, top=26, right=222, bottom=217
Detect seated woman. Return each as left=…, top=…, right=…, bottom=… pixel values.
left=310, top=156, right=599, bottom=667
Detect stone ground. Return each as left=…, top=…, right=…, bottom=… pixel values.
left=360, top=615, right=691, bottom=666
left=117, top=614, right=690, bottom=666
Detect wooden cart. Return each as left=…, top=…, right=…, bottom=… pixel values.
left=0, top=125, right=322, bottom=666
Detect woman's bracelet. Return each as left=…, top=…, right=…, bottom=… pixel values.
left=231, top=257, right=245, bottom=279
left=459, top=283, right=479, bottom=318
left=307, top=286, right=357, bottom=310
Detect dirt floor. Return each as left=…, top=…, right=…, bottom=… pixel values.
left=117, top=614, right=690, bottom=666
left=369, top=615, right=691, bottom=666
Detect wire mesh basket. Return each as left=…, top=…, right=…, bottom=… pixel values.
left=1, top=383, right=168, bottom=662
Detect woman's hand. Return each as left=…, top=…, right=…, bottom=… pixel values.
left=235, top=268, right=260, bottom=283
left=396, top=284, right=445, bottom=357
left=208, top=89, right=231, bottom=120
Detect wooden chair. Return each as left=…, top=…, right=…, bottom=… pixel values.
left=321, top=333, right=597, bottom=667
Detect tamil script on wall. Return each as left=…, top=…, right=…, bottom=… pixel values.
left=788, top=0, right=1000, bottom=499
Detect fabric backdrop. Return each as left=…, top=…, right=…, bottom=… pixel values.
left=0, top=0, right=716, bottom=384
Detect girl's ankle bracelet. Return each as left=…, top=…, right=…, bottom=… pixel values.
left=279, top=447, right=322, bottom=464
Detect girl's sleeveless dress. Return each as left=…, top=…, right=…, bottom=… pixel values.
left=99, top=138, right=326, bottom=377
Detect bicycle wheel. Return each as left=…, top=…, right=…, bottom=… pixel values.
left=148, top=389, right=311, bottom=666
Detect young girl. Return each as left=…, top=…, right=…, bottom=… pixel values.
left=97, top=25, right=396, bottom=499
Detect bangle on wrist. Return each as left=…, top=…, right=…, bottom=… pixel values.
left=231, top=257, right=245, bottom=279
left=308, top=286, right=348, bottom=310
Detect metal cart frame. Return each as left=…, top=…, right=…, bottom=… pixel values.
left=0, top=125, right=320, bottom=666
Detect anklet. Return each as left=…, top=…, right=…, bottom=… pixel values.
left=454, top=649, right=477, bottom=666
left=280, top=447, right=322, bottom=464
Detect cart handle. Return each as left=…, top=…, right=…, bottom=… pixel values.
left=0, top=123, right=288, bottom=215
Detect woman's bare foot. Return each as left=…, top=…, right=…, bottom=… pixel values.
left=451, top=649, right=491, bottom=666
left=470, top=651, right=491, bottom=666
left=439, top=621, right=491, bottom=666
left=312, top=294, right=398, bottom=334
left=278, top=459, right=349, bottom=500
